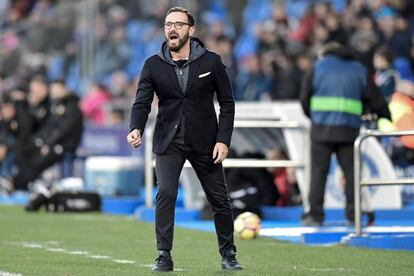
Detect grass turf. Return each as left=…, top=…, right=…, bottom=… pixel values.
left=0, top=205, right=413, bottom=275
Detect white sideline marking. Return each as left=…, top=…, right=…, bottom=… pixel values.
left=308, top=268, right=348, bottom=271
left=67, top=251, right=89, bottom=255
left=45, top=248, right=66, bottom=253
left=88, top=255, right=111, bottom=259
left=114, top=260, right=135, bottom=264
left=139, top=264, right=154, bottom=268
left=6, top=241, right=137, bottom=267
left=293, top=266, right=350, bottom=272
left=20, top=243, right=45, bottom=249
left=0, top=271, right=23, bottom=276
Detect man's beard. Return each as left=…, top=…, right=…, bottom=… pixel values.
left=167, top=32, right=190, bottom=52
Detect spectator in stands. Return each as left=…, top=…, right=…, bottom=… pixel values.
left=0, top=89, right=33, bottom=193
left=325, top=12, right=347, bottom=45
left=28, top=75, right=50, bottom=132
left=349, top=14, right=380, bottom=70
left=0, top=80, right=83, bottom=204
left=108, top=70, right=133, bottom=118
left=109, top=108, right=125, bottom=125
left=257, top=20, right=283, bottom=55
left=300, top=42, right=391, bottom=226
left=373, top=46, right=399, bottom=101
left=391, top=14, right=412, bottom=59
left=235, top=54, right=273, bottom=101
left=81, top=83, right=111, bottom=125
left=378, top=79, right=414, bottom=167
left=215, top=36, right=238, bottom=86
left=0, top=1, right=11, bottom=26
left=25, top=0, right=54, bottom=53
left=95, top=24, right=132, bottom=77
left=0, top=31, right=21, bottom=78
left=296, top=51, right=314, bottom=84
left=270, top=52, right=301, bottom=100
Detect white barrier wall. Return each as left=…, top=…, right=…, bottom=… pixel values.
left=234, top=102, right=401, bottom=210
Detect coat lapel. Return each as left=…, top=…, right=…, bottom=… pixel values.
left=162, top=63, right=182, bottom=93
left=184, top=60, right=201, bottom=95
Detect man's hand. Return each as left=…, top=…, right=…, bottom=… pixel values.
left=212, top=142, right=228, bottom=164
left=127, top=129, right=142, bottom=148
left=40, top=145, right=49, bottom=156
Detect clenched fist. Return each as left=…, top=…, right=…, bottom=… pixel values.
left=127, top=129, right=142, bottom=148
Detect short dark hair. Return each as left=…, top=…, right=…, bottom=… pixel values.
left=374, top=45, right=394, bottom=64
left=30, top=74, right=47, bottom=84
left=50, top=79, right=66, bottom=86
left=166, top=7, right=195, bottom=26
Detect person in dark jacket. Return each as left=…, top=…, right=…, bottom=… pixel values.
left=0, top=90, right=33, bottom=193
left=300, top=42, right=391, bottom=226
left=1, top=80, right=83, bottom=201
left=15, top=76, right=52, bottom=162
left=127, top=7, right=241, bottom=272
left=28, top=75, right=50, bottom=132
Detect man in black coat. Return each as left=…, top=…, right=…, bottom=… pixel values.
left=127, top=7, right=241, bottom=272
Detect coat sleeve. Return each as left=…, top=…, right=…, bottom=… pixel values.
left=129, top=59, right=155, bottom=134
left=363, top=72, right=391, bottom=120
left=213, top=54, right=235, bottom=147
left=300, top=68, right=314, bottom=118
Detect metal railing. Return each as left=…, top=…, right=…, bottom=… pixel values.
left=144, top=119, right=310, bottom=207
left=354, top=129, right=414, bottom=235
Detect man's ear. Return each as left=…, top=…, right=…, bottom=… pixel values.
left=189, top=26, right=195, bottom=36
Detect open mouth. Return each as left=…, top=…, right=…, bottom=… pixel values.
left=169, top=33, right=179, bottom=42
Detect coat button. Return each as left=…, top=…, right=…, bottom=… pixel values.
left=175, top=125, right=178, bottom=128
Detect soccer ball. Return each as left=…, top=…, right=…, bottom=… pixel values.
left=234, top=212, right=261, bottom=240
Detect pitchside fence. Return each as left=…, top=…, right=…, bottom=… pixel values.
left=354, top=130, right=414, bottom=235
left=144, top=119, right=310, bottom=208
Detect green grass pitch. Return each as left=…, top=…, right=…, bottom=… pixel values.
left=0, top=205, right=413, bottom=275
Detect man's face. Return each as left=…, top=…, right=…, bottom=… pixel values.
left=164, top=12, right=194, bottom=52
left=29, top=80, right=48, bottom=106
left=1, top=103, right=16, bottom=120
left=49, top=83, right=66, bottom=99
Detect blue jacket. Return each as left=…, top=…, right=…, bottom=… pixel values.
left=301, top=50, right=390, bottom=143
left=311, top=55, right=367, bottom=129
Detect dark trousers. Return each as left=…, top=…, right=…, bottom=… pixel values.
left=155, top=142, right=236, bottom=256
left=308, top=140, right=355, bottom=222
left=14, top=149, right=61, bottom=190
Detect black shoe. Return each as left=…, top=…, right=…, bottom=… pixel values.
left=301, top=214, right=323, bottom=227
left=25, top=193, right=49, bottom=212
left=365, top=211, right=375, bottom=226
left=222, top=254, right=243, bottom=270
left=152, top=255, right=173, bottom=272
left=348, top=212, right=375, bottom=226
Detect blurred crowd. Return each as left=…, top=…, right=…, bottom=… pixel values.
left=0, top=0, right=413, bottom=122
left=1, top=0, right=414, bottom=202
left=0, top=76, right=83, bottom=197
